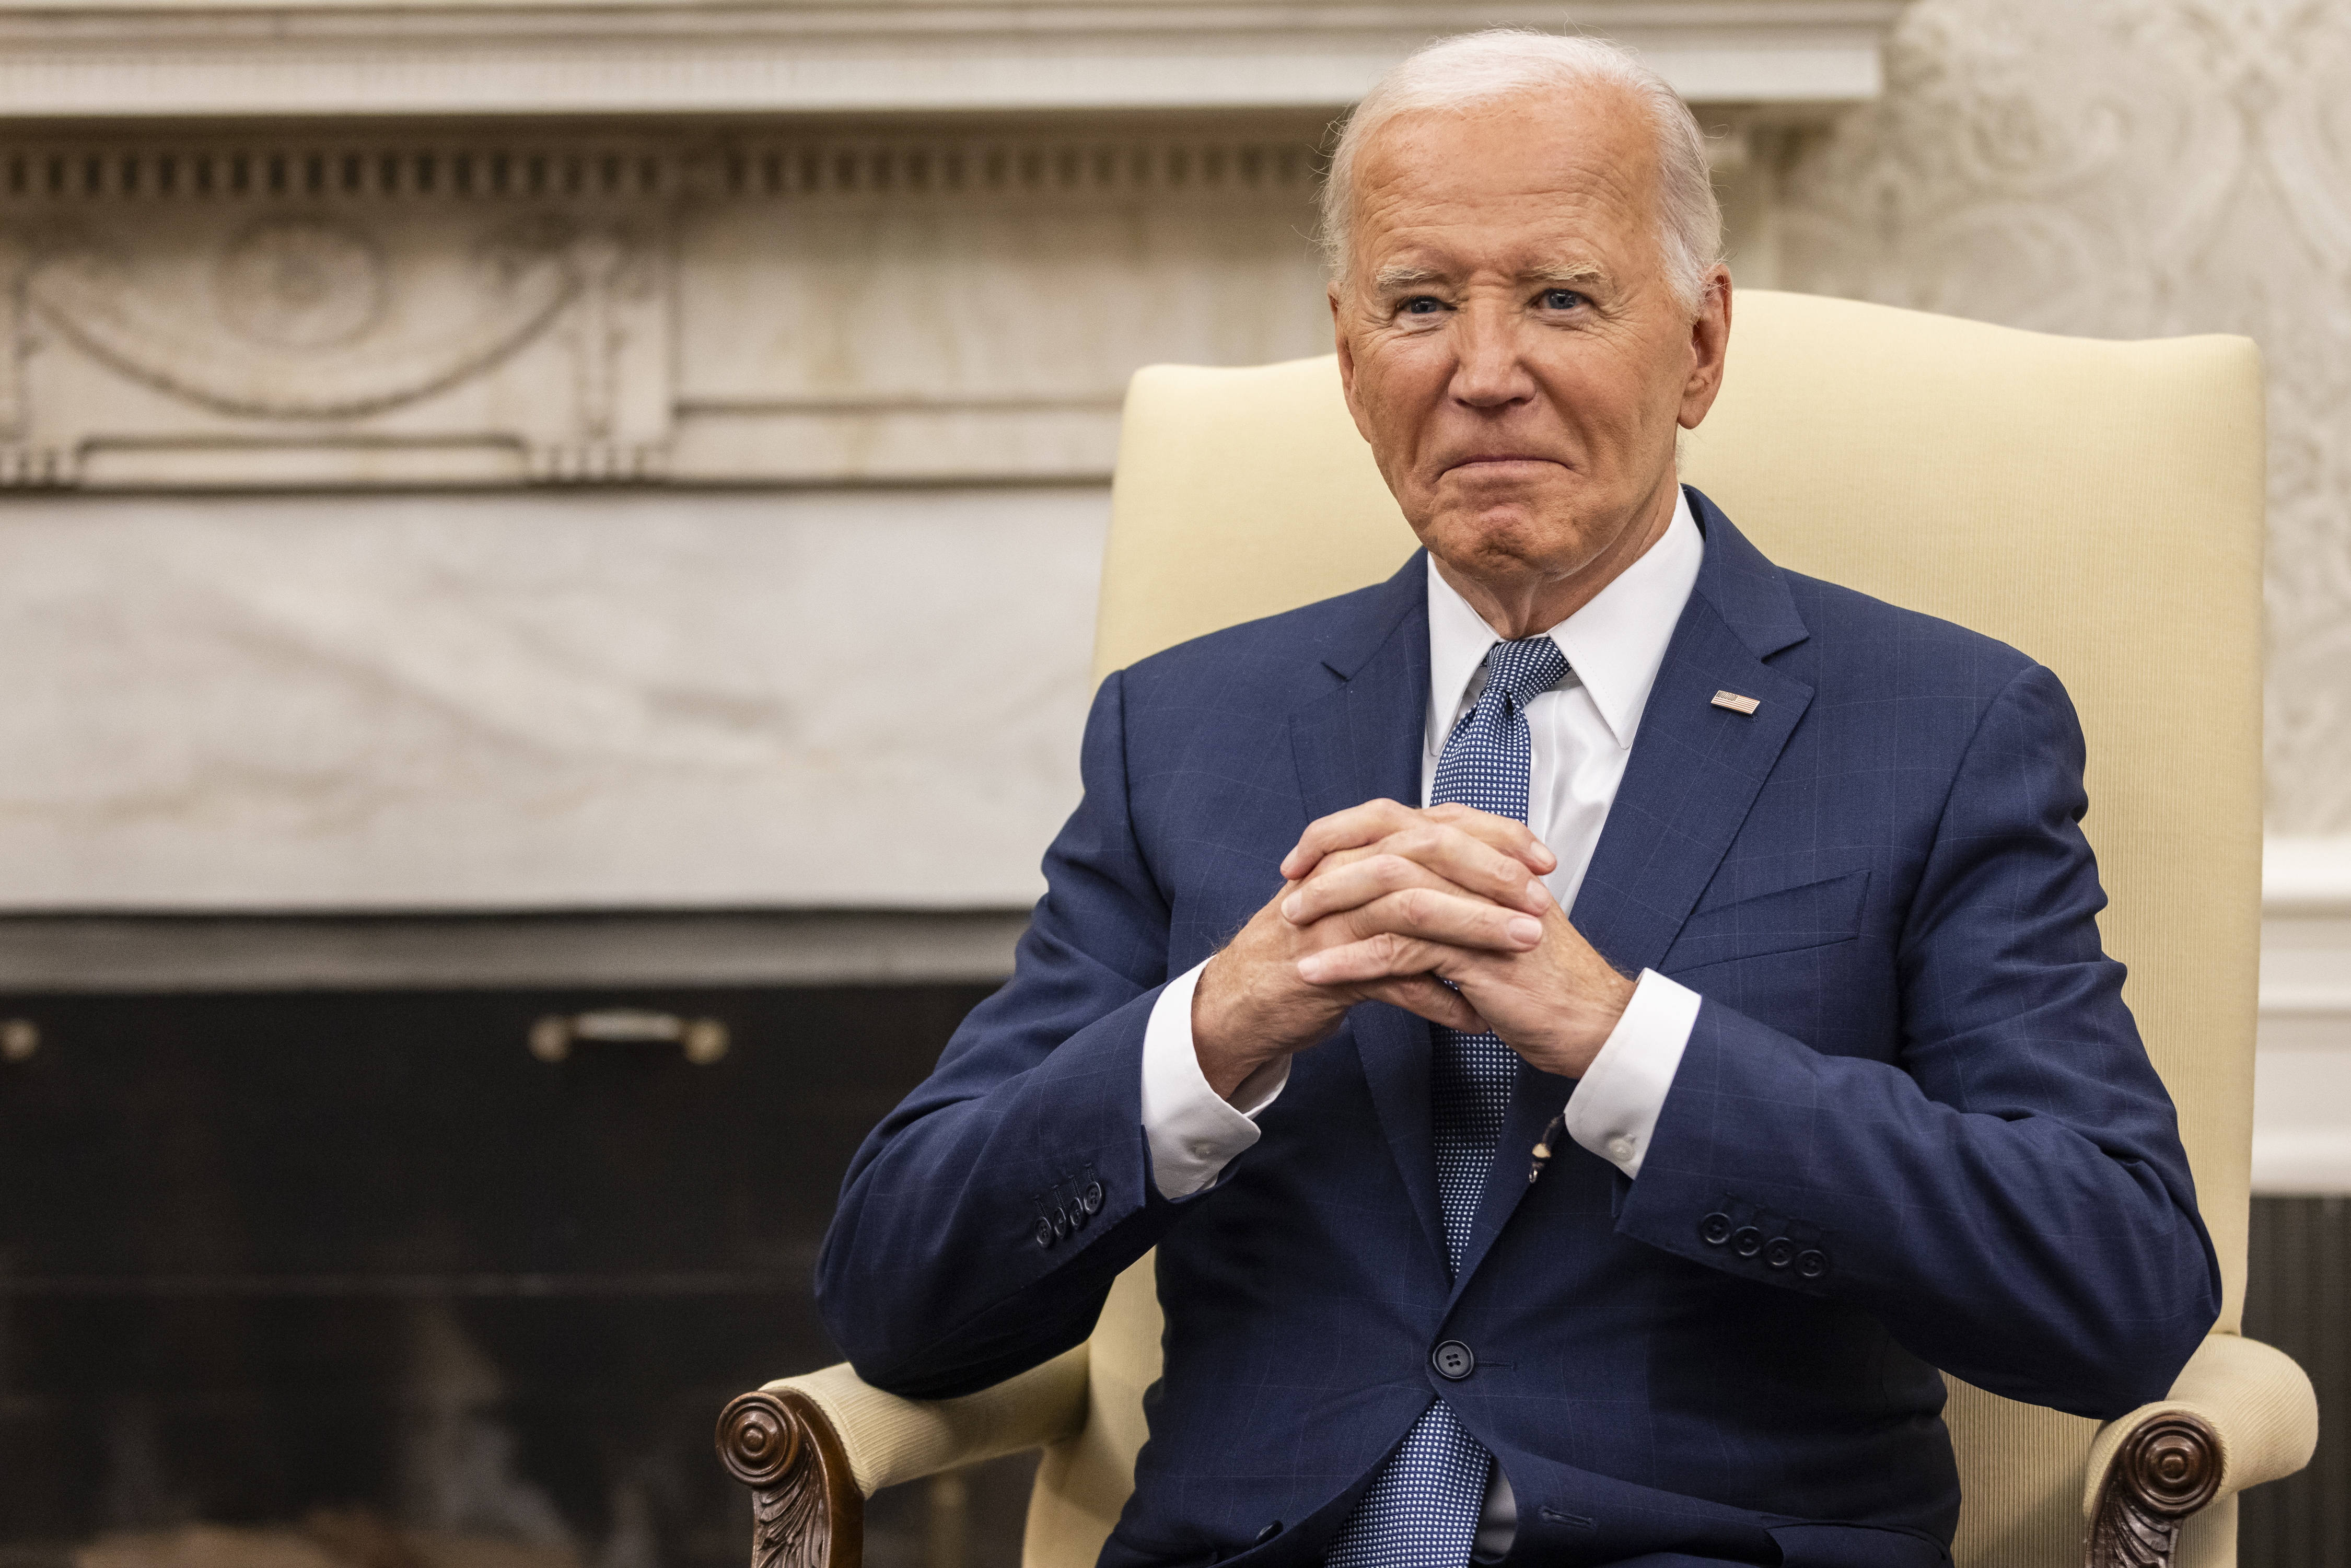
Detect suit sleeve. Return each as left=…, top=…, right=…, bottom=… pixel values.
left=1615, top=662, right=2221, bottom=1419
left=814, top=668, right=1189, bottom=1398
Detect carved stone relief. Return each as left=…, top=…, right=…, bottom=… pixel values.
left=0, top=126, right=1335, bottom=490
left=1, top=140, right=673, bottom=485
left=1775, top=0, right=2351, bottom=832
left=0, top=119, right=1815, bottom=496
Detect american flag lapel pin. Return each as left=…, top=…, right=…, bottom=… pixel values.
left=1710, top=690, right=1761, bottom=715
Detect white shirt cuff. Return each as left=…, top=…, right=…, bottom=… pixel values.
left=1140, top=958, right=1290, bottom=1199
left=1564, top=969, right=1701, bottom=1179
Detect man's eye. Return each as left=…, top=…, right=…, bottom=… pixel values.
left=1540, top=288, right=1586, bottom=310
left=1400, top=296, right=1445, bottom=315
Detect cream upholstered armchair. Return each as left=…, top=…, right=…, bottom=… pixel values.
left=718, top=291, right=2317, bottom=1568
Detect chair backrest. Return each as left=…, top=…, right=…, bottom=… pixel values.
left=1028, top=289, right=2265, bottom=1568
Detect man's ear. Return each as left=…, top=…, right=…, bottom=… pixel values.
left=1331, top=283, right=1379, bottom=445
left=1678, top=268, right=1733, bottom=430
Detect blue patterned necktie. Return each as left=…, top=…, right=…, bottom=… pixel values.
left=1325, top=635, right=1569, bottom=1568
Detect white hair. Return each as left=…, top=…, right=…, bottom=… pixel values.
left=1319, top=29, right=1723, bottom=312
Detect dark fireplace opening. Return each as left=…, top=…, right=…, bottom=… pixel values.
left=0, top=980, right=1035, bottom=1568
left=21, top=966, right=2338, bottom=1566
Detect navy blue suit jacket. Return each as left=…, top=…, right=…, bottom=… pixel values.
left=816, top=491, right=2219, bottom=1568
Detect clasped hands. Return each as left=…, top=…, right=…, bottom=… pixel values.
left=1191, top=799, right=1635, bottom=1100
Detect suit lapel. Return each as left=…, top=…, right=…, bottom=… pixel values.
left=1287, top=552, right=1448, bottom=1265
left=1569, top=492, right=1813, bottom=976
left=1456, top=491, right=1815, bottom=1290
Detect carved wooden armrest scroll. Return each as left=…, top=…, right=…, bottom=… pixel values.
left=2085, top=1410, right=2222, bottom=1568
left=718, top=1388, right=865, bottom=1568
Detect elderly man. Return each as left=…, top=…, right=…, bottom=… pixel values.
left=816, top=29, right=2216, bottom=1568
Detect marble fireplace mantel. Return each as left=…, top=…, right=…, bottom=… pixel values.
left=0, top=3, right=1909, bottom=926
left=0, top=2, right=1905, bottom=119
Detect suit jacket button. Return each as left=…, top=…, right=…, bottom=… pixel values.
left=1764, top=1237, right=1797, bottom=1269
left=1082, top=1179, right=1104, bottom=1214
left=1730, top=1226, right=1763, bottom=1258
left=1033, top=1217, right=1056, bottom=1249
left=1051, top=1207, right=1069, bottom=1238
left=1796, top=1248, right=1830, bottom=1280
left=1430, top=1340, right=1476, bottom=1380
left=1254, top=1523, right=1283, bottom=1544
left=1698, top=1212, right=1733, bottom=1246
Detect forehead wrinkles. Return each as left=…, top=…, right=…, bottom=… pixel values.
left=1345, top=95, right=1665, bottom=278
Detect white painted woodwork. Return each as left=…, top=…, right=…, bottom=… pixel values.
left=0, top=2, right=1904, bottom=118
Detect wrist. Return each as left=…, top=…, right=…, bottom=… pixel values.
left=1192, top=956, right=1276, bottom=1100
left=1601, top=966, right=1637, bottom=1024
left=1556, top=967, right=1639, bottom=1079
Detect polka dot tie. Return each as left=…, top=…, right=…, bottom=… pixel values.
left=1325, top=635, right=1568, bottom=1568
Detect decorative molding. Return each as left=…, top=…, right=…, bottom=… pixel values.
left=2255, top=836, right=2351, bottom=1195
left=0, top=135, right=678, bottom=485
left=0, top=2, right=1906, bottom=120
left=0, top=124, right=1344, bottom=487
left=0, top=0, right=1865, bottom=493
left=2263, top=834, right=2351, bottom=921
left=0, top=910, right=1028, bottom=993
left=31, top=219, right=583, bottom=420
left=0, top=126, right=1314, bottom=206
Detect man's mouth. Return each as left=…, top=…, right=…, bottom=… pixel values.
left=1445, top=454, right=1558, bottom=474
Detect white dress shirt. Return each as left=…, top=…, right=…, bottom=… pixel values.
left=1138, top=489, right=1709, bottom=1201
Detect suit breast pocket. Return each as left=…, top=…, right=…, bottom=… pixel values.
left=1663, top=868, right=1872, bottom=973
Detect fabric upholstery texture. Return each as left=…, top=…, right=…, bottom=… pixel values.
left=765, top=1346, right=1089, bottom=1498
left=2079, top=1334, right=2321, bottom=1516
left=772, top=291, right=2307, bottom=1568
left=1021, top=1251, right=1163, bottom=1564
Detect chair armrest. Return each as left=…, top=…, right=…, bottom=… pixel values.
left=716, top=1348, right=1093, bottom=1568
left=2081, top=1332, right=2318, bottom=1566
left=769, top=1347, right=1094, bottom=1495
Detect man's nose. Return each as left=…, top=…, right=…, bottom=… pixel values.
left=1448, top=306, right=1536, bottom=409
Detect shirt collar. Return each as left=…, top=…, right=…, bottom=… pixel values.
left=1425, top=485, right=1705, bottom=756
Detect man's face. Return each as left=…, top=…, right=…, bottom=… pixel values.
left=1331, top=88, right=1728, bottom=599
